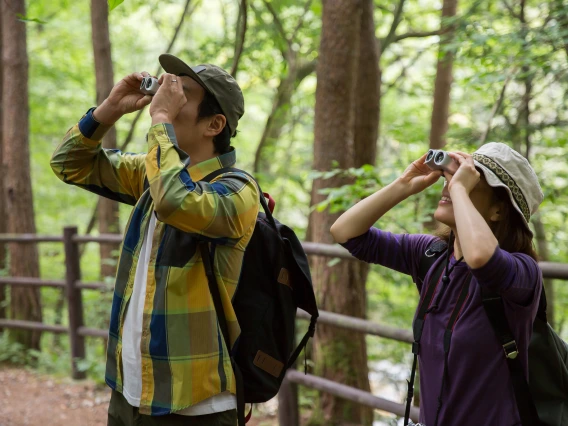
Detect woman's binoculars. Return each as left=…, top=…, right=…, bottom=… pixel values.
left=425, top=149, right=458, bottom=174
left=140, top=76, right=160, bottom=95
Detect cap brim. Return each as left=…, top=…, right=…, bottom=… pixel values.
left=474, top=159, right=533, bottom=234
left=159, top=54, right=210, bottom=94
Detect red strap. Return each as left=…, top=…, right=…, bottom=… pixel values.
left=263, top=193, right=275, bottom=214
left=245, top=404, right=253, bottom=423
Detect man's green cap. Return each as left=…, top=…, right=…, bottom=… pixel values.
left=159, top=54, right=245, bottom=137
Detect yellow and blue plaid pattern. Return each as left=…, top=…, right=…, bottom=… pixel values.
left=51, top=117, right=259, bottom=415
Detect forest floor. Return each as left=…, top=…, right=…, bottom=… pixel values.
left=0, top=365, right=278, bottom=426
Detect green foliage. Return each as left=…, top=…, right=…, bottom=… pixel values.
left=108, top=0, right=125, bottom=11
left=3, top=1, right=568, bottom=424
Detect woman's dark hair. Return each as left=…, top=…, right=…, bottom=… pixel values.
left=434, top=185, right=538, bottom=261
left=197, top=90, right=232, bottom=155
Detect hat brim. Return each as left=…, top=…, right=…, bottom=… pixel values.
left=473, top=159, right=533, bottom=235
left=159, top=54, right=210, bottom=94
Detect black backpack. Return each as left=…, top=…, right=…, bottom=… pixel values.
left=417, top=240, right=568, bottom=426
left=199, top=167, right=319, bottom=426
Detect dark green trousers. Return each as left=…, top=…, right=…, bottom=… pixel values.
left=107, top=390, right=237, bottom=426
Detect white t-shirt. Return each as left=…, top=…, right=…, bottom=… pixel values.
left=121, top=213, right=237, bottom=415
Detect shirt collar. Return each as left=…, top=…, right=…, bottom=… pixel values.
left=188, top=147, right=237, bottom=181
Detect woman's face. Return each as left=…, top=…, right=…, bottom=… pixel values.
left=434, top=172, right=501, bottom=228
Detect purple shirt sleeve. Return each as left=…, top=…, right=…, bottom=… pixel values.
left=340, top=228, right=436, bottom=287
left=470, top=246, right=543, bottom=308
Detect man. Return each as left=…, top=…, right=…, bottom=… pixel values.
left=51, top=54, right=260, bottom=426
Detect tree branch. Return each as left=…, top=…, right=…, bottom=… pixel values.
left=394, top=29, right=442, bottom=42
left=502, top=0, right=521, bottom=20
left=479, top=68, right=516, bottom=145
left=382, top=48, right=429, bottom=95
left=230, top=0, right=247, bottom=76
left=262, top=0, right=292, bottom=51
left=382, top=0, right=407, bottom=49
left=290, top=0, right=314, bottom=43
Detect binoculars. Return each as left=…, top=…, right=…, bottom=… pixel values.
left=140, top=76, right=160, bottom=95
left=425, top=149, right=458, bottom=174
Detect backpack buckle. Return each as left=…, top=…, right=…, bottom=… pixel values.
left=503, top=340, right=518, bottom=359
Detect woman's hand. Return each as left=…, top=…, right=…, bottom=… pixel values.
left=150, top=73, right=187, bottom=124
left=445, top=152, right=480, bottom=195
left=397, top=153, right=444, bottom=195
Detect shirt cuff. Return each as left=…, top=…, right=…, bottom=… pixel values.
left=78, top=107, right=112, bottom=141
left=147, top=123, right=178, bottom=149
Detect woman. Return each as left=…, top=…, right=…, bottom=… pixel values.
left=330, top=142, right=544, bottom=426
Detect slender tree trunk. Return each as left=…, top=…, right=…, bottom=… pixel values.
left=0, top=9, right=6, bottom=328
left=91, top=0, right=120, bottom=279
left=309, top=1, right=373, bottom=424
left=429, top=0, right=458, bottom=149
left=2, top=0, right=42, bottom=349
left=253, top=59, right=316, bottom=174
left=533, top=214, right=554, bottom=326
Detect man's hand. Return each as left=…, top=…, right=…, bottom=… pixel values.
left=93, top=71, right=154, bottom=125
left=149, top=73, right=187, bottom=125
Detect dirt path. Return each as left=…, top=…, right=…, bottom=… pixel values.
left=0, top=366, right=277, bottom=426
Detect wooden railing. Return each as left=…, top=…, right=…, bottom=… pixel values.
left=2, top=228, right=568, bottom=425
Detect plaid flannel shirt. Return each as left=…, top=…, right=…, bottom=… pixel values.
left=51, top=109, right=259, bottom=415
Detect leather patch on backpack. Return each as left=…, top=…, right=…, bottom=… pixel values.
left=253, top=350, right=284, bottom=378
left=278, top=268, right=290, bottom=287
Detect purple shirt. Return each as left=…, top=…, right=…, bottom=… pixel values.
left=341, top=228, right=542, bottom=426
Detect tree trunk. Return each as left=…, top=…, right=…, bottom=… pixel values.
left=533, top=214, right=554, bottom=326
left=91, top=0, right=120, bottom=279
left=0, top=8, right=6, bottom=328
left=2, top=0, right=42, bottom=349
left=429, top=0, right=458, bottom=149
left=308, top=1, right=373, bottom=424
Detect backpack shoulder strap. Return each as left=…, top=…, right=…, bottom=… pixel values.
left=418, top=239, right=448, bottom=286
left=202, top=167, right=277, bottom=228
left=481, top=287, right=542, bottom=425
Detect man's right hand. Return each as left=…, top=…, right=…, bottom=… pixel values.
left=93, top=71, right=154, bottom=125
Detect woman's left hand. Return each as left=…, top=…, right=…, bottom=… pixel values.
left=445, top=151, right=480, bottom=195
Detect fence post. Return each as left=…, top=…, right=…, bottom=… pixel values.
left=278, top=375, right=299, bottom=426
left=278, top=332, right=300, bottom=426
left=64, top=226, right=86, bottom=380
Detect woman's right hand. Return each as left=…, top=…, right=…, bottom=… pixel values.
left=397, top=153, right=443, bottom=195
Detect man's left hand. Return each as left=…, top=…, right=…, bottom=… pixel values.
left=149, top=73, right=187, bottom=124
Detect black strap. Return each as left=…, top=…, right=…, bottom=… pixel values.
left=200, top=242, right=246, bottom=426
left=418, top=240, right=448, bottom=286
left=287, top=317, right=316, bottom=372
left=404, top=242, right=448, bottom=425
left=482, top=287, right=542, bottom=426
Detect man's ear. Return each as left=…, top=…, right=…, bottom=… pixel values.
left=204, top=114, right=227, bottom=138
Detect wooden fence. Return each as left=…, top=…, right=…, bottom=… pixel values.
left=2, top=227, right=568, bottom=425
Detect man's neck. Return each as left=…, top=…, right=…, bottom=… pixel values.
left=179, top=139, right=216, bottom=167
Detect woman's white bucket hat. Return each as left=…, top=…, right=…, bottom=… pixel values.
left=472, top=142, right=544, bottom=232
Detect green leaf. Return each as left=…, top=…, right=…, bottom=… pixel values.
left=16, top=14, right=48, bottom=24
left=108, top=0, right=124, bottom=11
